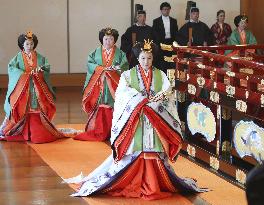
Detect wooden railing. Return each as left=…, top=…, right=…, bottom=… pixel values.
left=168, top=44, right=264, bottom=186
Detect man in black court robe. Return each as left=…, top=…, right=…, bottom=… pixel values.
left=121, top=10, right=158, bottom=68
left=177, top=7, right=214, bottom=46
left=152, top=2, right=178, bottom=73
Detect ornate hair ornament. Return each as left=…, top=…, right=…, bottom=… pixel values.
left=105, top=27, right=113, bottom=36
left=25, top=30, right=33, bottom=40
left=142, top=39, right=153, bottom=53
left=241, top=14, right=248, bottom=22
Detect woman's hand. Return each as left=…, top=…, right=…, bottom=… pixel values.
left=30, top=69, right=35, bottom=75
left=30, top=67, right=43, bottom=74
left=36, top=66, right=44, bottom=72
left=105, top=65, right=120, bottom=71
left=104, top=66, right=112, bottom=71
left=113, top=65, right=121, bottom=70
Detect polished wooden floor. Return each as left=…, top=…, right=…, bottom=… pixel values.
left=0, top=142, right=87, bottom=205
left=0, top=87, right=234, bottom=205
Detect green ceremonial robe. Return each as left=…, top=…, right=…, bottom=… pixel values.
left=225, top=29, right=257, bottom=55
left=4, top=51, right=55, bottom=118
left=83, top=46, right=129, bottom=107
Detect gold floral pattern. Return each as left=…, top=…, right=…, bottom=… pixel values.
left=226, top=71, right=235, bottom=77
left=210, top=156, right=220, bottom=170
left=188, top=84, right=196, bottom=95
left=187, top=144, right=196, bottom=158
left=197, top=64, right=206, bottom=69
left=236, top=100, right=247, bottom=113
left=177, top=92, right=186, bottom=103
left=226, top=85, right=235, bottom=97
left=261, top=94, right=264, bottom=107
left=236, top=169, right=246, bottom=184
left=197, top=77, right=205, bottom=88
left=222, top=107, right=231, bottom=120
left=210, top=91, right=220, bottom=103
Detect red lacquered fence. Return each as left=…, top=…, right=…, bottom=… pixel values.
left=171, top=44, right=264, bottom=186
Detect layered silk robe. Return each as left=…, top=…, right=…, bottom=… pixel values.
left=2, top=51, right=64, bottom=143
left=225, top=28, right=257, bottom=56
left=74, top=46, right=128, bottom=141
left=64, top=66, right=207, bottom=200
left=211, top=22, right=232, bottom=45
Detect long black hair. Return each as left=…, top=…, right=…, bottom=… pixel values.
left=18, top=32, right=38, bottom=50
left=99, top=27, right=119, bottom=45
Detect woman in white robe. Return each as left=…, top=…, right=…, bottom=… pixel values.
left=64, top=40, right=208, bottom=200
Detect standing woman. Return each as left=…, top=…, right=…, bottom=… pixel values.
left=74, top=27, right=128, bottom=141
left=0, top=31, right=64, bottom=143
left=64, top=40, right=207, bottom=200
left=211, top=10, right=232, bottom=54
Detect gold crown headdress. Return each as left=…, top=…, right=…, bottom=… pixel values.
left=142, top=39, right=153, bottom=53
left=25, top=30, right=33, bottom=39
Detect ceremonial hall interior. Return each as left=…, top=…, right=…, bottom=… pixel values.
left=0, top=0, right=263, bottom=205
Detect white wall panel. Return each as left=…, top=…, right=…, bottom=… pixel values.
left=69, top=0, right=131, bottom=73
left=0, top=0, right=68, bottom=74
